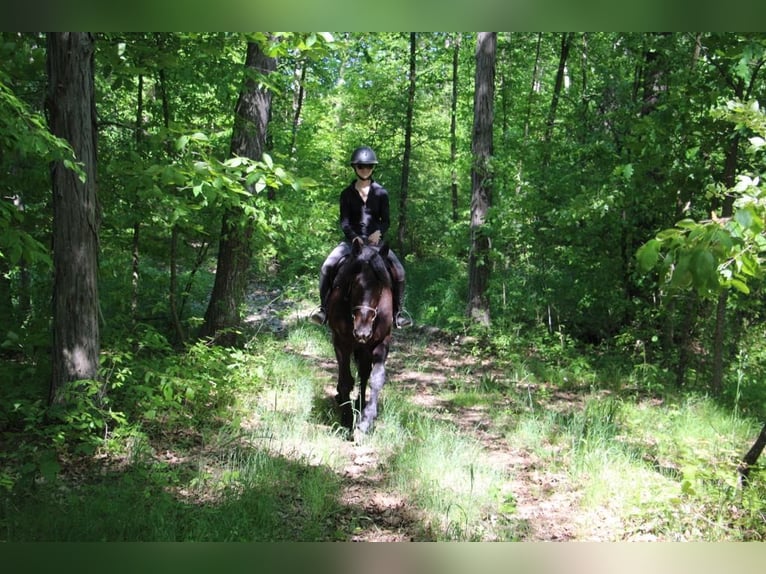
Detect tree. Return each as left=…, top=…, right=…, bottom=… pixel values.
left=199, top=38, right=276, bottom=345
left=396, top=32, right=416, bottom=255
left=46, top=33, right=100, bottom=404
left=449, top=33, right=461, bottom=223
left=467, top=32, right=496, bottom=326
left=637, top=99, right=766, bottom=476
left=542, top=32, right=574, bottom=165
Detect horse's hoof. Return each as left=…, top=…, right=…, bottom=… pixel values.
left=356, top=419, right=370, bottom=434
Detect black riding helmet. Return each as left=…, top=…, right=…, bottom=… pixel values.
left=349, top=146, right=378, bottom=166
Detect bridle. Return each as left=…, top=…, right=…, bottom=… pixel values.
left=352, top=305, right=378, bottom=322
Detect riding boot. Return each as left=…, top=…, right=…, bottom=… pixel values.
left=394, top=279, right=412, bottom=328
left=310, top=270, right=332, bottom=325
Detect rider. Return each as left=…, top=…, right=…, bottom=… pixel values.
left=310, top=145, right=412, bottom=329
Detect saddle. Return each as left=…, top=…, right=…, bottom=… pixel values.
left=331, top=241, right=397, bottom=294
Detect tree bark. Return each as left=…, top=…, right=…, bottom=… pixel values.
left=467, top=32, right=496, bottom=327
left=449, top=33, right=460, bottom=223
left=524, top=33, right=542, bottom=142
left=711, top=133, right=740, bottom=395
left=739, top=422, right=766, bottom=485
left=199, top=39, right=275, bottom=346
left=397, top=32, right=416, bottom=256
left=47, top=32, right=100, bottom=404
left=155, top=64, right=185, bottom=345
left=542, top=32, right=573, bottom=165
left=130, top=72, right=143, bottom=330
left=290, top=60, right=306, bottom=155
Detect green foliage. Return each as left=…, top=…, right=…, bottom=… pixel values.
left=6, top=31, right=766, bottom=541
left=638, top=101, right=766, bottom=299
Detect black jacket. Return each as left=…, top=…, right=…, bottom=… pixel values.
left=339, top=180, right=390, bottom=243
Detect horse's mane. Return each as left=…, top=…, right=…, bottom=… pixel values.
left=334, top=242, right=392, bottom=292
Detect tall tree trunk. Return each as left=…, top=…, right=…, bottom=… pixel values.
left=524, top=33, right=542, bottom=142
left=155, top=64, right=185, bottom=345
left=467, top=32, right=496, bottom=327
left=199, top=39, right=275, bottom=345
left=397, top=32, right=416, bottom=255
left=131, top=72, right=143, bottom=330
left=0, top=259, right=13, bottom=335
left=47, top=32, right=100, bottom=404
left=711, top=133, right=740, bottom=395
left=290, top=60, right=306, bottom=156
left=542, top=32, right=573, bottom=166
left=449, top=33, right=460, bottom=223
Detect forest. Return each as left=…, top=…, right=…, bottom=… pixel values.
left=2, top=32, right=766, bottom=542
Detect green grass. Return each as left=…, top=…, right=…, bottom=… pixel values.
left=4, top=310, right=766, bottom=542
left=500, top=390, right=765, bottom=540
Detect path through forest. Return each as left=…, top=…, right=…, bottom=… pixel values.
left=249, top=288, right=621, bottom=541
left=324, top=325, right=604, bottom=542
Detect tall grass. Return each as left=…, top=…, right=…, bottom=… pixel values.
left=4, top=303, right=766, bottom=542
left=501, top=389, right=764, bottom=541
left=367, top=390, right=513, bottom=541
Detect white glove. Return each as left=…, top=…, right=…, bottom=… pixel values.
left=368, top=230, right=381, bottom=245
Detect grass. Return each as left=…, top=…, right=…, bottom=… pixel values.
left=3, top=308, right=766, bottom=541
left=361, top=388, right=515, bottom=541
left=498, top=389, right=765, bottom=540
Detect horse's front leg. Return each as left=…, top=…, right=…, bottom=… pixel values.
left=335, top=344, right=355, bottom=431
left=357, top=359, right=385, bottom=434
left=355, top=349, right=371, bottom=415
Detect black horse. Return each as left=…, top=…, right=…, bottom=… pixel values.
left=326, top=237, right=394, bottom=434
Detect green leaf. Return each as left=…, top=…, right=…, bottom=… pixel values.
left=175, top=134, right=190, bottom=151
left=691, top=249, right=718, bottom=292
left=656, top=228, right=682, bottom=241
left=636, top=239, right=660, bottom=272
left=675, top=218, right=699, bottom=230
left=729, top=278, right=751, bottom=294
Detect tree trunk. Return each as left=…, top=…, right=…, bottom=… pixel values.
left=0, top=258, right=13, bottom=335
left=130, top=73, right=143, bottom=330
left=739, top=422, right=766, bottom=485
left=711, top=133, right=740, bottom=394
left=155, top=64, right=185, bottom=345
left=524, top=33, right=542, bottom=141
left=542, top=32, right=573, bottom=165
left=467, top=32, right=496, bottom=327
left=199, top=39, right=275, bottom=345
left=47, top=32, right=100, bottom=404
left=397, top=32, right=416, bottom=255
left=449, top=33, right=460, bottom=223
left=290, top=60, right=306, bottom=155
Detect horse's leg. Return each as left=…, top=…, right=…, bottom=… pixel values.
left=357, top=348, right=387, bottom=434
left=334, top=342, right=355, bottom=430
left=355, top=349, right=371, bottom=417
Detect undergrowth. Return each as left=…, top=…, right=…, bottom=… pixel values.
left=3, top=305, right=766, bottom=542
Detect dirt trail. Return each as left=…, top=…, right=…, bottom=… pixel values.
left=320, top=325, right=593, bottom=541
left=248, top=289, right=613, bottom=541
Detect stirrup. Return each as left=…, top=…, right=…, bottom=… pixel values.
left=395, top=310, right=413, bottom=329
left=310, top=307, right=327, bottom=326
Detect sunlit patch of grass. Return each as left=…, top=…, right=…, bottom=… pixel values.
left=283, top=323, right=334, bottom=358
left=381, top=403, right=513, bottom=541
left=528, top=393, right=766, bottom=540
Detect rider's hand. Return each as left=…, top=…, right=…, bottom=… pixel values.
left=368, top=230, right=381, bottom=245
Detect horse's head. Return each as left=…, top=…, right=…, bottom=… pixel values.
left=347, top=238, right=392, bottom=344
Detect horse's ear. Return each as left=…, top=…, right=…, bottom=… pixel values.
left=378, top=242, right=390, bottom=258
left=352, top=236, right=364, bottom=254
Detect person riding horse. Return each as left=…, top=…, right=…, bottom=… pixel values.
left=311, top=146, right=412, bottom=329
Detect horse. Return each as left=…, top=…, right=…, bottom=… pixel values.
left=326, top=237, right=394, bottom=434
